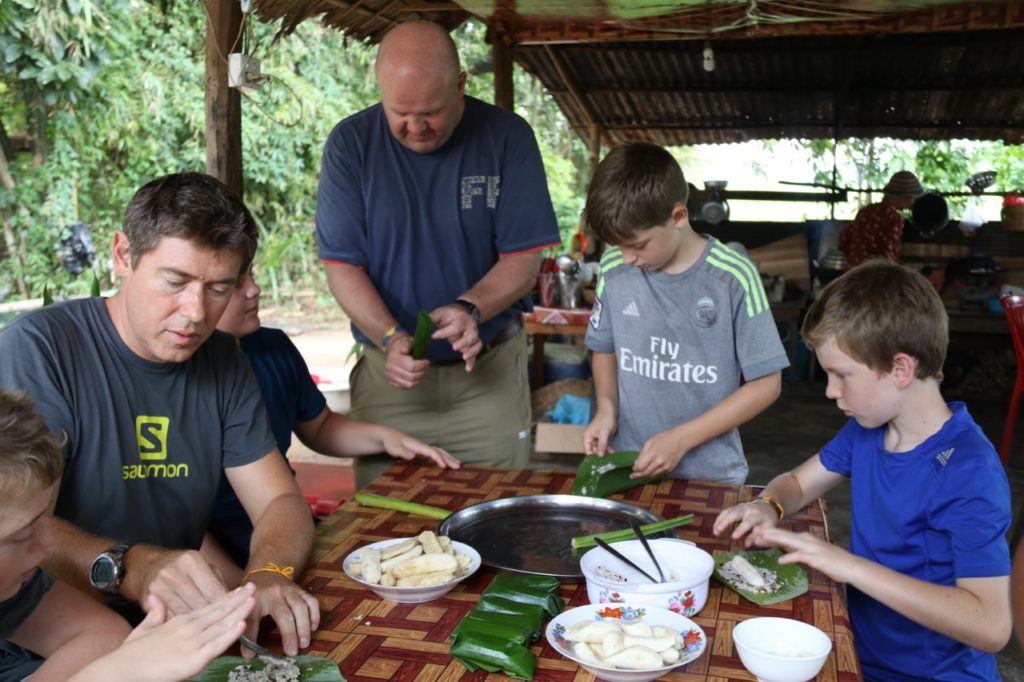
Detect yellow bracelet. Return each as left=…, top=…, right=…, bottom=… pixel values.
left=381, top=324, right=405, bottom=350
left=242, top=563, right=295, bottom=584
left=753, top=495, right=785, bottom=522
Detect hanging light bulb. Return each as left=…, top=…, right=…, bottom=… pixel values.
left=703, top=40, right=715, bottom=72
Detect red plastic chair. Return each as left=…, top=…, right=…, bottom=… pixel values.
left=999, top=294, right=1024, bottom=466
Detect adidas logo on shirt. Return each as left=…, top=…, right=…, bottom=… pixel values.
left=623, top=301, right=640, bottom=317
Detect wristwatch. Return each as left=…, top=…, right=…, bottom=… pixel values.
left=452, top=298, right=481, bottom=323
left=90, top=543, right=133, bottom=595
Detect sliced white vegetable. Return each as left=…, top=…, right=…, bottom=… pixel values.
left=623, top=635, right=677, bottom=652
left=361, top=548, right=382, bottom=585
left=380, top=545, right=423, bottom=572
left=380, top=538, right=418, bottom=560
left=601, top=630, right=625, bottom=658
left=418, top=530, right=444, bottom=554
left=602, top=645, right=664, bottom=670
left=570, top=620, right=623, bottom=643
left=391, top=552, right=458, bottom=578
left=619, top=620, right=654, bottom=638
left=573, top=642, right=603, bottom=666
left=730, top=555, right=766, bottom=588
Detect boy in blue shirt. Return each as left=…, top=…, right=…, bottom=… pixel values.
left=207, top=266, right=460, bottom=567
left=583, top=142, right=787, bottom=483
left=714, top=261, right=1011, bottom=681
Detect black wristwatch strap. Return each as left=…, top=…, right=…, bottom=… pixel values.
left=453, top=298, right=481, bottom=323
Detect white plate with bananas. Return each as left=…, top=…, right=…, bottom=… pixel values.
left=342, top=532, right=481, bottom=603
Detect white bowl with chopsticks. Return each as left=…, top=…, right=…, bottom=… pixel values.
left=342, top=537, right=481, bottom=603
left=580, top=538, right=714, bottom=617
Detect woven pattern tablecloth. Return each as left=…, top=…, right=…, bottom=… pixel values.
left=291, top=463, right=863, bottom=681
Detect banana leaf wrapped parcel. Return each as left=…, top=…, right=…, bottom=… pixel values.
left=449, top=633, right=536, bottom=680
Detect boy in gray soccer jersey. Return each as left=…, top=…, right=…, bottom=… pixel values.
left=583, top=142, right=788, bottom=484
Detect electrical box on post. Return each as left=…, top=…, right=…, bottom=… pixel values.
left=228, top=53, right=261, bottom=93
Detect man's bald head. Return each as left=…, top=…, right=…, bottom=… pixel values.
left=374, top=21, right=467, bottom=154
left=375, top=21, right=461, bottom=89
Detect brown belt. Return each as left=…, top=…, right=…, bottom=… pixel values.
left=431, top=317, right=523, bottom=366
left=484, top=316, right=523, bottom=351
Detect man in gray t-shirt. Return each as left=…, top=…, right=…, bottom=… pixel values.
left=0, top=173, right=318, bottom=657
left=583, top=143, right=786, bottom=484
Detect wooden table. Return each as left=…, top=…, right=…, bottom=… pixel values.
left=289, top=464, right=863, bottom=681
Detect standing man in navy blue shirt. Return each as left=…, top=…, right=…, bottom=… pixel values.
left=316, top=20, right=561, bottom=487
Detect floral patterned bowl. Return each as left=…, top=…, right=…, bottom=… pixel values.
left=545, top=603, right=706, bottom=682
left=579, top=538, right=714, bottom=617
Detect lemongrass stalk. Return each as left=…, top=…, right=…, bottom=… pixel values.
left=354, top=492, right=450, bottom=520
left=571, top=514, right=694, bottom=551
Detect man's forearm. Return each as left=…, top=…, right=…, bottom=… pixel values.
left=42, top=517, right=120, bottom=594
left=459, top=251, right=543, bottom=321
left=243, top=492, right=315, bottom=582
left=324, top=262, right=397, bottom=347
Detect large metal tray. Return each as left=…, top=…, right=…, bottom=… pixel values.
left=437, top=494, right=667, bottom=579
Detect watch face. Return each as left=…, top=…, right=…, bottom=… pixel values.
left=91, top=556, right=115, bottom=588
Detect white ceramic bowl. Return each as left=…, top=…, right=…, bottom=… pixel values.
left=732, top=617, right=832, bottom=682
left=545, top=602, right=706, bottom=682
left=579, top=538, right=715, bottom=617
left=342, top=537, right=481, bottom=603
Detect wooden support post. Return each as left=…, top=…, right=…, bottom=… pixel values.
left=588, top=123, right=601, bottom=180
left=493, top=37, right=514, bottom=111
left=205, top=0, right=243, bottom=198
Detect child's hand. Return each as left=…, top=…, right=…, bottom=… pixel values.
left=73, top=584, right=256, bottom=682
left=583, top=411, right=616, bottom=455
left=749, top=526, right=859, bottom=584
left=382, top=431, right=461, bottom=469
left=632, top=429, right=687, bottom=478
left=712, top=501, right=779, bottom=544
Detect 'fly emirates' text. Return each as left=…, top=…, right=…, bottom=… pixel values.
left=619, top=336, right=718, bottom=383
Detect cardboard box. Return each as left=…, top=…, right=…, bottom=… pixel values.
left=534, top=422, right=586, bottom=454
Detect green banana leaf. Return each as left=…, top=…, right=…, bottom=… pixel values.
left=713, top=547, right=808, bottom=606
left=411, top=309, right=433, bottom=360
left=187, top=655, right=344, bottom=681
left=571, top=451, right=662, bottom=497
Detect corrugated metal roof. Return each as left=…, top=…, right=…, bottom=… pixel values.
left=250, top=0, right=1024, bottom=143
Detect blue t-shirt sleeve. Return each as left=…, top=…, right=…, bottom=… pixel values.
left=818, top=418, right=859, bottom=476
left=934, top=454, right=1011, bottom=579
left=316, top=121, right=368, bottom=266
left=492, top=115, right=561, bottom=255
left=282, top=335, right=327, bottom=423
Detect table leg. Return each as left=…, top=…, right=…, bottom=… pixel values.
left=532, top=335, right=546, bottom=387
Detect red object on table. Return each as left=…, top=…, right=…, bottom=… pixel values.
left=275, top=463, right=863, bottom=681
left=1000, top=294, right=1024, bottom=466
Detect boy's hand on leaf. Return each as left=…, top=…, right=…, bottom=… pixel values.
left=712, top=502, right=779, bottom=545
left=750, top=526, right=857, bottom=584
left=583, top=411, right=616, bottom=455
left=632, top=429, right=687, bottom=478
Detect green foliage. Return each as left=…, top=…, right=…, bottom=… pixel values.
left=6, top=4, right=1019, bottom=310
left=806, top=138, right=1024, bottom=213
left=0, top=10, right=588, bottom=305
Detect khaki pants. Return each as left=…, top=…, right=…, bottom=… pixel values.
left=349, top=328, right=531, bottom=489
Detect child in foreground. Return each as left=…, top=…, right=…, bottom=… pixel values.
left=713, top=261, right=1011, bottom=681
left=582, top=141, right=786, bottom=483
left=0, top=388, right=256, bottom=682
